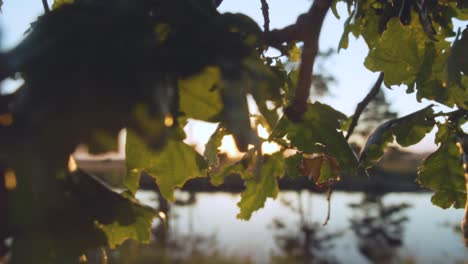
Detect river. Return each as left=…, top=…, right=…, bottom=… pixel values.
left=134, top=191, right=468, bottom=264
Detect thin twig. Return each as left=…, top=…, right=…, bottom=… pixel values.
left=42, top=0, right=50, bottom=13
left=260, top=0, right=270, bottom=32
left=345, top=73, right=384, bottom=140
left=100, top=247, right=108, bottom=264
left=322, top=187, right=332, bottom=226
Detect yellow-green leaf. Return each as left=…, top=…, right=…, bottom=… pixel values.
left=126, top=130, right=207, bottom=200
left=52, top=0, right=74, bottom=9
left=179, top=66, right=223, bottom=121
left=237, top=153, right=284, bottom=220
left=365, top=18, right=426, bottom=86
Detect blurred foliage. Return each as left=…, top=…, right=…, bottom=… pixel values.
left=0, top=0, right=466, bottom=261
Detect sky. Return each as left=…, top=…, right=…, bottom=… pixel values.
left=1, top=0, right=465, bottom=157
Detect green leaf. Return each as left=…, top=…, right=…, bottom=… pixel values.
left=237, top=153, right=284, bottom=220
left=447, top=27, right=468, bottom=87
left=98, top=202, right=155, bottom=249
left=178, top=66, right=223, bottom=121
left=204, top=124, right=227, bottom=168
left=210, top=149, right=255, bottom=186
left=417, top=124, right=466, bottom=209
left=318, top=158, right=333, bottom=184
left=431, top=191, right=466, bottom=209
left=126, top=130, right=207, bottom=200
left=359, top=106, right=434, bottom=167
left=330, top=0, right=341, bottom=19
left=285, top=152, right=303, bottom=178
left=288, top=44, right=301, bottom=63
left=392, top=106, right=435, bottom=147
left=211, top=163, right=248, bottom=186
left=278, top=102, right=360, bottom=176
left=365, top=18, right=426, bottom=86
left=414, top=42, right=451, bottom=104
left=52, top=0, right=74, bottom=9
left=338, top=1, right=381, bottom=50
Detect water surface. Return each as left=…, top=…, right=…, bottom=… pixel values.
left=137, top=191, right=468, bottom=263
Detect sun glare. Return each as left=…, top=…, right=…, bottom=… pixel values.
left=4, top=169, right=17, bottom=190
left=257, top=125, right=281, bottom=155
left=217, top=125, right=282, bottom=157
left=218, top=135, right=243, bottom=158
left=261, top=141, right=281, bottom=155
left=68, top=155, right=78, bottom=173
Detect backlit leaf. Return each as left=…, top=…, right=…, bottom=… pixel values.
left=52, top=0, right=74, bottom=9
left=98, top=203, right=155, bottom=249
left=278, top=102, right=360, bottom=176
left=417, top=123, right=466, bottom=209
left=179, top=66, right=223, bottom=121
left=365, top=18, right=426, bottom=86
left=360, top=106, right=434, bottom=168
left=392, top=106, right=435, bottom=147
left=210, top=149, right=255, bottom=186
left=300, top=154, right=340, bottom=186
left=237, top=153, right=284, bottom=220
left=285, top=152, right=303, bottom=178
left=288, top=44, right=301, bottom=63
left=204, top=124, right=227, bottom=168
left=126, top=130, right=207, bottom=201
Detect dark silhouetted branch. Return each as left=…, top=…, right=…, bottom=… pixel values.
left=214, top=0, right=223, bottom=8
left=42, top=0, right=50, bottom=13
left=345, top=73, right=384, bottom=140
left=265, top=0, right=331, bottom=121
left=260, top=0, right=270, bottom=32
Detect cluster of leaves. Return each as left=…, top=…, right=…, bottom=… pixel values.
left=334, top=0, right=468, bottom=209
left=0, top=0, right=467, bottom=262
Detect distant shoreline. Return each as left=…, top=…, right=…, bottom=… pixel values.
left=76, top=158, right=426, bottom=193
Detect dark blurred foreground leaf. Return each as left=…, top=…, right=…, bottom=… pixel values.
left=9, top=166, right=155, bottom=264
left=68, top=169, right=155, bottom=249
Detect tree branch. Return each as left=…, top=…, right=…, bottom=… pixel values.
left=260, top=0, right=270, bottom=33
left=42, top=0, right=50, bottom=13
left=214, top=0, right=224, bottom=8
left=264, top=0, right=331, bottom=121
left=345, top=73, right=384, bottom=141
